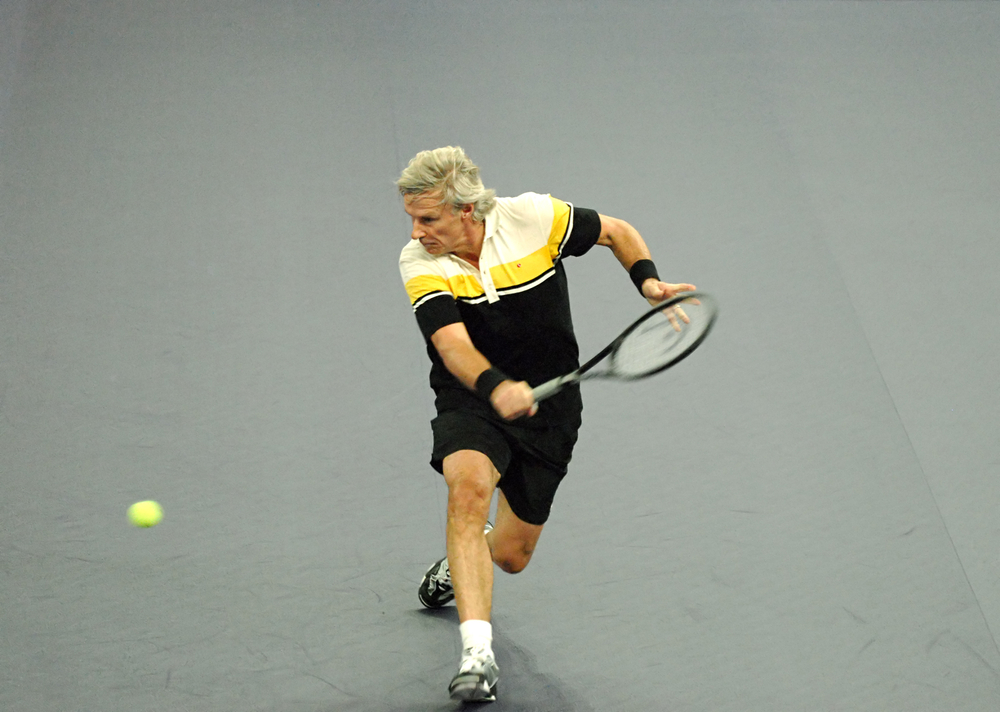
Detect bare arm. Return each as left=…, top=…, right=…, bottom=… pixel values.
left=596, top=214, right=696, bottom=304
left=430, top=322, right=537, bottom=419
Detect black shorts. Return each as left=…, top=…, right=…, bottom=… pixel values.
left=430, top=410, right=581, bottom=526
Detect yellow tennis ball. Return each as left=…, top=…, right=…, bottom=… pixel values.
left=128, top=500, right=163, bottom=528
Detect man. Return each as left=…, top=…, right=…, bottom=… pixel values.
left=397, top=146, right=694, bottom=702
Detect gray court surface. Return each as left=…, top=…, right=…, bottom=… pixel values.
left=2, top=2, right=998, bottom=711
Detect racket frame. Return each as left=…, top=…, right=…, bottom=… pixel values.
left=530, top=291, right=717, bottom=402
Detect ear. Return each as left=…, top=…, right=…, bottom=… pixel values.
left=460, top=203, right=475, bottom=219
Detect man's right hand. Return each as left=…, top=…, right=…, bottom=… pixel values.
left=490, top=380, right=538, bottom=420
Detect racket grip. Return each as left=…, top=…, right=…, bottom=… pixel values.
left=531, top=375, right=572, bottom=403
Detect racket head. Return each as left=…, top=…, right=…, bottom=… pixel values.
left=607, top=291, right=718, bottom=380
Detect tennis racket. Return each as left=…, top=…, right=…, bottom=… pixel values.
left=531, top=291, right=718, bottom=402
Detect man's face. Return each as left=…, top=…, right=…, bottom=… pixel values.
left=403, top=192, right=469, bottom=256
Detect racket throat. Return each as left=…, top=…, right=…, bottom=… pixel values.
left=531, top=372, right=581, bottom=402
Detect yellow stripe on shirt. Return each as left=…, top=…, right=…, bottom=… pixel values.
left=404, top=273, right=485, bottom=304
left=490, top=245, right=554, bottom=290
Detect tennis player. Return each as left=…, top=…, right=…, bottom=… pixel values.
left=397, top=146, right=694, bottom=702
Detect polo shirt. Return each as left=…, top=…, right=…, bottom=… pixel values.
left=399, top=192, right=602, bottom=423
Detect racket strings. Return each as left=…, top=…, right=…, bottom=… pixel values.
left=611, top=303, right=709, bottom=378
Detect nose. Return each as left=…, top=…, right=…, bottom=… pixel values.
left=410, top=219, right=424, bottom=240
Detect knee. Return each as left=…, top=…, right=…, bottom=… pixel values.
left=443, top=453, right=498, bottom=523
left=447, top=478, right=492, bottom=515
left=445, top=476, right=494, bottom=533
left=493, top=542, right=534, bottom=574
left=496, top=556, right=529, bottom=574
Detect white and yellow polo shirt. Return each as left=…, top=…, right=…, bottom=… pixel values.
left=399, top=192, right=601, bottom=420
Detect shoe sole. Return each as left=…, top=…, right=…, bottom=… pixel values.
left=417, top=568, right=454, bottom=609
left=417, top=591, right=453, bottom=609
left=449, top=674, right=498, bottom=702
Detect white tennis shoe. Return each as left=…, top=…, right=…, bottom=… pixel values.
left=448, top=645, right=499, bottom=702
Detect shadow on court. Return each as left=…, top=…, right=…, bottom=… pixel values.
left=321, top=605, right=592, bottom=712
left=487, top=628, right=596, bottom=712
left=350, top=607, right=595, bottom=712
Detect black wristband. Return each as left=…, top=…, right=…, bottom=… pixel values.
left=629, top=259, right=660, bottom=295
left=475, top=367, right=509, bottom=402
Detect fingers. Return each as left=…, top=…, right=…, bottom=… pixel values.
left=660, top=303, right=692, bottom=332
left=666, top=283, right=697, bottom=299
left=641, top=280, right=701, bottom=331
left=491, top=381, right=538, bottom=420
left=644, top=281, right=698, bottom=304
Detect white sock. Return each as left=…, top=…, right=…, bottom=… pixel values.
left=459, top=620, right=493, bottom=656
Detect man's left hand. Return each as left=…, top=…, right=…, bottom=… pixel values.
left=642, top=280, right=697, bottom=331
left=642, top=280, right=696, bottom=304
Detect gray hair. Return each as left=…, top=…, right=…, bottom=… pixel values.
left=396, top=146, right=497, bottom=221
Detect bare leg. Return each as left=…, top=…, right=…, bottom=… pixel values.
left=442, top=450, right=500, bottom=623
left=487, top=488, right=545, bottom=574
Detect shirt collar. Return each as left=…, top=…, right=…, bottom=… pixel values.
left=483, top=207, right=498, bottom=244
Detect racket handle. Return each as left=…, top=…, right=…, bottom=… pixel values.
left=531, top=374, right=577, bottom=403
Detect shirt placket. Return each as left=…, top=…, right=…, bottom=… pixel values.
left=479, top=238, right=500, bottom=304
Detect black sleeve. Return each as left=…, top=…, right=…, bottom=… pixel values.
left=560, top=207, right=602, bottom=258
left=414, top=293, right=463, bottom=341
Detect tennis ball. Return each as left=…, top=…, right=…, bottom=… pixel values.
left=128, top=500, right=163, bottom=528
